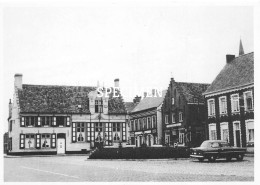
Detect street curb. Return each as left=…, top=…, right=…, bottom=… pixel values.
left=4, top=154, right=89, bottom=158
left=86, top=158, right=190, bottom=161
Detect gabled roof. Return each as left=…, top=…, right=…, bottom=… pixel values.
left=124, top=102, right=139, bottom=113
left=204, top=52, right=254, bottom=95
left=176, top=82, right=210, bottom=103
left=131, top=90, right=167, bottom=113
left=18, top=84, right=126, bottom=114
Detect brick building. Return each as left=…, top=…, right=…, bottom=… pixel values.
left=203, top=42, right=254, bottom=148
left=162, top=78, right=210, bottom=147
left=7, top=74, right=128, bottom=155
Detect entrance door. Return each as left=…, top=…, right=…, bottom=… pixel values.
left=57, top=138, right=65, bottom=154
left=235, top=130, right=241, bottom=147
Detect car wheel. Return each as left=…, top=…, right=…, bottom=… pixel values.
left=237, top=154, right=244, bottom=161
left=226, top=157, right=232, bottom=161
left=208, top=156, right=216, bottom=162
left=198, top=158, right=204, bottom=162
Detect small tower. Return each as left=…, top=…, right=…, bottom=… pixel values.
left=239, top=39, right=244, bottom=56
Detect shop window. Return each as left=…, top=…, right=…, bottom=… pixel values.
left=77, top=122, right=85, bottom=142
left=244, top=91, right=253, bottom=111
left=219, top=96, right=227, bottom=114
left=231, top=94, right=240, bottom=112
left=113, top=123, right=121, bottom=142
left=41, top=134, right=51, bottom=148
left=25, top=134, right=35, bottom=149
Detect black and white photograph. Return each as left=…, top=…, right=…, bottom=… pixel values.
left=0, top=0, right=258, bottom=183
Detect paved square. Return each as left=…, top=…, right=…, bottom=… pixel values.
left=4, top=155, right=254, bottom=181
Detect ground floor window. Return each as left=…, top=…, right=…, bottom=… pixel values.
left=209, top=124, right=217, bottom=140
left=165, top=133, right=170, bottom=145
left=246, top=121, right=254, bottom=144
left=41, top=134, right=51, bottom=148
left=220, top=122, right=229, bottom=142
left=179, top=130, right=185, bottom=145
left=25, top=134, right=35, bottom=149
left=77, top=123, right=85, bottom=142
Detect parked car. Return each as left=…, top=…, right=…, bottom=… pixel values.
left=190, top=140, right=246, bottom=162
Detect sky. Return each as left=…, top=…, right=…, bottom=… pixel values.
left=1, top=2, right=254, bottom=132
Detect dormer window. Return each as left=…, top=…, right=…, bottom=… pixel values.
left=95, top=99, right=103, bottom=113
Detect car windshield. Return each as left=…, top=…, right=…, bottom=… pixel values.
left=200, top=141, right=210, bottom=147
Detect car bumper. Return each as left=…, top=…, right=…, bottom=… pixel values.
left=190, top=155, right=204, bottom=158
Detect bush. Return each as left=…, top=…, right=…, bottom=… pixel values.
left=89, top=146, right=190, bottom=159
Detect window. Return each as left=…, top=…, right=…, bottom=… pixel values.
left=179, top=112, right=183, bottom=122
left=130, top=120, right=134, bottom=131
left=246, top=121, right=254, bottom=143
left=208, top=99, right=215, bottom=116
left=220, top=123, right=229, bottom=142
left=51, top=134, right=56, bottom=148
left=41, top=116, right=52, bottom=127
left=9, top=120, right=13, bottom=132
left=165, top=115, right=169, bottom=124
left=209, top=124, right=217, bottom=140
left=179, top=131, right=184, bottom=144
left=77, top=123, right=85, bottom=142
left=41, top=134, right=51, bottom=148
left=95, top=123, right=103, bottom=142
left=172, top=98, right=175, bottom=105
left=25, top=117, right=37, bottom=127
left=25, top=134, right=35, bottom=149
left=139, top=119, right=142, bottom=130
left=113, top=123, right=121, bottom=142
left=231, top=94, right=240, bottom=112
left=122, top=123, right=126, bottom=141
left=57, top=116, right=66, bottom=127
left=153, top=116, right=156, bottom=128
left=147, top=117, right=151, bottom=129
left=95, top=99, right=103, bottom=113
left=248, top=129, right=254, bottom=142
left=143, top=118, right=147, bottom=129
left=219, top=96, right=227, bottom=114
left=172, top=113, right=175, bottom=123
left=134, top=120, right=138, bottom=131
left=244, top=91, right=253, bottom=111
left=20, top=134, right=25, bottom=149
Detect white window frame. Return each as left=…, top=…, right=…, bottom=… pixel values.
left=172, top=98, right=175, bottom=105
left=219, top=96, right=227, bottom=114
left=165, top=115, right=169, bottom=124
left=208, top=123, right=217, bottom=140
left=231, top=94, right=240, bottom=113
left=207, top=99, right=215, bottom=116
left=220, top=122, right=229, bottom=142
left=243, top=91, right=254, bottom=111
left=179, top=112, right=183, bottom=122
left=245, top=120, right=254, bottom=143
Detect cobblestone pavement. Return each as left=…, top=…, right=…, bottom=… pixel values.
left=4, top=155, right=254, bottom=181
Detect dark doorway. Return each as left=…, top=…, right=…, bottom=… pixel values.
left=236, top=130, right=241, bottom=147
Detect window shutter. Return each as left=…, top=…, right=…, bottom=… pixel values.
left=36, top=134, right=41, bottom=149
left=122, top=123, right=126, bottom=142
left=52, top=117, right=57, bottom=127
left=66, top=117, right=70, bottom=127
left=37, top=117, right=41, bottom=127
left=20, top=134, right=25, bottom=149
left=72, top=123, right=76, bottom=143
left=20, top=117, right=25, bottom=127
left=51, top=134, right=56, bottom=148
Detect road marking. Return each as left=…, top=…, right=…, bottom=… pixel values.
left=20, top=166, right=80, bottom=179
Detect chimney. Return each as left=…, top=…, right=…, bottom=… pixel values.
left=226, top=55, right=235, bottom=63
left=14, top=73, right=23, bottom=90
left=9, top=99, right=12, bottom=118
left=133, top=95, right=141, bottom=103
left=114, top=78, right=119, bottom=87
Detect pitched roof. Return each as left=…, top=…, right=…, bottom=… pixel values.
left=176, top=82, right=210, bottom=103
left=18, top=84, right=126, bottom=114
left=124, top=102, right=139, bottom=113
left=131, top=90, right=167, bottom=113
left=204, top=52, right=254, bottom=95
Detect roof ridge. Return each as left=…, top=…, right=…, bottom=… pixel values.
left=176, top=81, right=210, bottom=85
left=23, top=84, right=96, bottom=88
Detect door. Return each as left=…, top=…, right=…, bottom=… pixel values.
left=235, top=130, right=241, bottom=147
left=57, top=138, right=65, bottom=154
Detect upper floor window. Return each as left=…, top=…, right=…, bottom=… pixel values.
left=25, top=116, right=37, bottom=127
left=208, top=99, right=215, bottom=116
left=153, top=116, right=156, bottom=128
left=41, top=116, right=52, bottom=127
left=143, top=118, right=147, bottom=129
left=95, top=99, right=103, bottom=113
left=134, top=120, right=138, bottom=131
left=165, top=115, right=169, bottom=124
left=179, top=112, right=183, bottom=122
left=147, top=117, right=151, bottom=129
left=219, top=96, right=227, bottom=114
left=244, top=91, right=253, bottom=111
left=130, top=120, right=134, bottom=131
left=172, top=98, right=175, bottom=105
left=231, top=94, right=240, bottom=112
left=56, top=116, right=66, bottom=127
left=172, top=113, right=175, bottom=123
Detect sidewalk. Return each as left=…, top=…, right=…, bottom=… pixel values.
left=4, top=154, right=89, bottom=158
